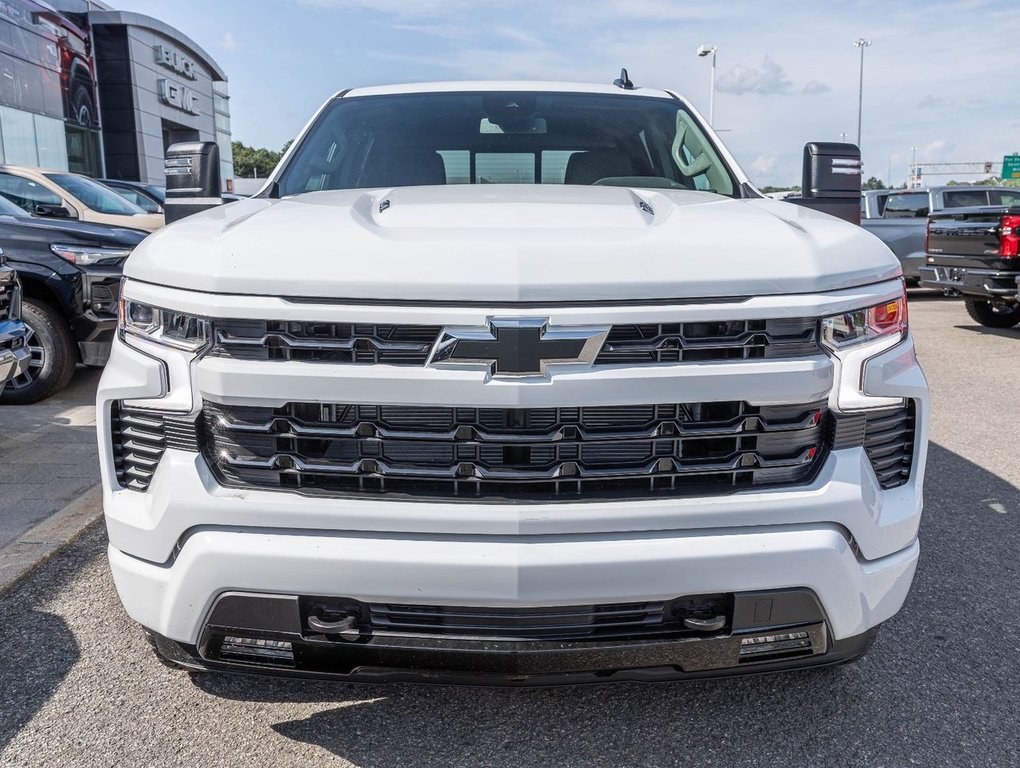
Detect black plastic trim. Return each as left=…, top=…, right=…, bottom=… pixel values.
left=142, top=584, right=876, bottom=686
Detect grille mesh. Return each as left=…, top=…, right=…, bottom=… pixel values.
left=594, top=318, right=818, bottom=364
left=209, top=317, right=820, bottom=366
left=201, top=399, right=828, bottom=501
left=211, top=320, right=442, bottom=364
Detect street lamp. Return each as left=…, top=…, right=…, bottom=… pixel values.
left=911, top=145, right=918, bottom=188
left=853, top=38, right=871, bottom=150
left=697, top=44, right=717, bottom=127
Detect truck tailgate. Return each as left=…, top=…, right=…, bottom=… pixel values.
left=926, top=205, right=1020, bottom=270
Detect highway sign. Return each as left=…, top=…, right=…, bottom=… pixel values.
left=1003, top=155, right=1020, bottom=179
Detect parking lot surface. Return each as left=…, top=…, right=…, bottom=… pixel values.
left=0, top=295, right=1018, bottom=767
left=0, top=368, right=101, bottom=551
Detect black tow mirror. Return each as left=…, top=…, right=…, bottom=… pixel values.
left=789, top=142, right=861, bottom=225
left=164, top=141, right=222, bottom=225
left=35, top=203, right=73, bottom=218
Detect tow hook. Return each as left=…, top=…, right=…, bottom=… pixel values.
left=683, top=615, right=727, bottom=632
left=307, top=613, right=362, bottom=640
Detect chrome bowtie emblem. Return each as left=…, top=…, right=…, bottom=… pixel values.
left=428, top=318, right=609, bottom=377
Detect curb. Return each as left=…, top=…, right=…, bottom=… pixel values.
left=0, top=484, right=103, bottom=597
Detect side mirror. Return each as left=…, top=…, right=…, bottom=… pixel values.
left=788, top=142, right=861, bottom=225
left=164, top=141, right=222, bottom=225
left=35, top=203, right=73, bottom=218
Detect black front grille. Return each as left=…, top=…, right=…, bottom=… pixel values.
left=110, top=403, right=199, bottom=491
left=208, top=317, right=821, bottom=367
left=211, top=320, right=442, bottom=364
left=305, top=594, right=733, bottom=641
left=594, top=318, right=819, bottom=364
left=201, top=399, right=827, bottom=501
left=0, top=270, right=15, bottom=322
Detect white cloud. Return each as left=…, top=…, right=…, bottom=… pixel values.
left=221, top=31, right=241, bottom=51
left=802, top=80, right=830, bottom=95
left=716, top=57, right=791, bottom=95
left=750, top=155, right=778, bottom=176
left=916, top=94, right=946, bottom=109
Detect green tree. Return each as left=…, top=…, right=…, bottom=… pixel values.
left=232, top=140, right=291, bottom=178
left=862, top=176, right=886, bottom=190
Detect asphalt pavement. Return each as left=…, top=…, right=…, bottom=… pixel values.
left=0, top=294, right=1018, bottom=767
left=0, top=367, right=101, bottom=550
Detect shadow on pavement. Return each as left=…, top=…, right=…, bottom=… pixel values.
left=953, top=323, right=1020, bottom=340
left=191, top=441, right=1020, bottom=766
left=0, top=545, right=87, bottom=753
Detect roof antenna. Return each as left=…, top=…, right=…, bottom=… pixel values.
left=613, top=68, right=635, bottom=90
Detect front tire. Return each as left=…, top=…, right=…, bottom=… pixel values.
left=1, top=299, right=76, bottom=404
left=964, top=298, right=1020, bottom=328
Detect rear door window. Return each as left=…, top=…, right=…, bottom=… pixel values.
left=942, top=190, right=989, bottom=208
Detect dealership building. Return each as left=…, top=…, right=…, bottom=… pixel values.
left=0, top=0, right=233, bottom=189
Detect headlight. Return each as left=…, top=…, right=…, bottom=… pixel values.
left=51, top=244, right=133, bottom=266
left=820, top=293, right=907, bottom=351
left=119, top=297, right=210, bottom=352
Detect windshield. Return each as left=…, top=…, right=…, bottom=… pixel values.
left=0, top=194, right=29, bottom=217
left=45, top=173, right=146, bottom=215
left=275, top=91, right=738, bottom=198
left=104, top=183, right=162, bottom=213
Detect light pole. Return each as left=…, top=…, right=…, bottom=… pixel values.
left=911, top=145, right=918, bottom=188
left=697, top=44, right=717, bottom=127
left=853, top=38, right=871, bottom=150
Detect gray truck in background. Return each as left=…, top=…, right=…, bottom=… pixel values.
left=861, top=186, right=1020, bottom=284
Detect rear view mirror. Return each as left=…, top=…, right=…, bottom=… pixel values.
left=164, top=141, right=223, bottom=225
left=35, top=203, right=73, bottom=218
left=788, top=142, right=861, bottom=225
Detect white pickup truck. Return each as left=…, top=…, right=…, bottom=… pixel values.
left=97, top=80, right=929, bottom=684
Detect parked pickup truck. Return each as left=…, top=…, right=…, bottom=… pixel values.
left=920, top=206, right=1020, bottom=328
left=97, top=80, right=929, bottom=684
left=861, top=186, right=1020, bottom=285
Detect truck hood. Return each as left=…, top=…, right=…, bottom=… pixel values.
left=125, top=185, right=900, bottom=302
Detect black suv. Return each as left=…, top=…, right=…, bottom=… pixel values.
left=0, top=194, right=147, bottom=403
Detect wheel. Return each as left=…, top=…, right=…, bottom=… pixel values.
left=69, top=82, right=95, bottom=127
left=1, top=298, right=76, bottom=404
left=964, top=297, right=1020, bottom=329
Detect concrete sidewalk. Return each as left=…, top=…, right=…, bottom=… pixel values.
left=0, top=368, right=102, bottom=550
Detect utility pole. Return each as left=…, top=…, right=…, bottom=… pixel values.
left=911, top=145, right=917, bottom=188
left=853, top=39, right=871, bottom=150
left=697, top=44, right=718, bottom=127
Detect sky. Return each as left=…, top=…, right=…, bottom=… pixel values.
left=114, top=0, right=1020, bottom=188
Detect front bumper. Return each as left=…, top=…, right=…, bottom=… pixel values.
left=110, top=522, right=918, bottom=653
left=0, top=318, right=30, bottom=385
